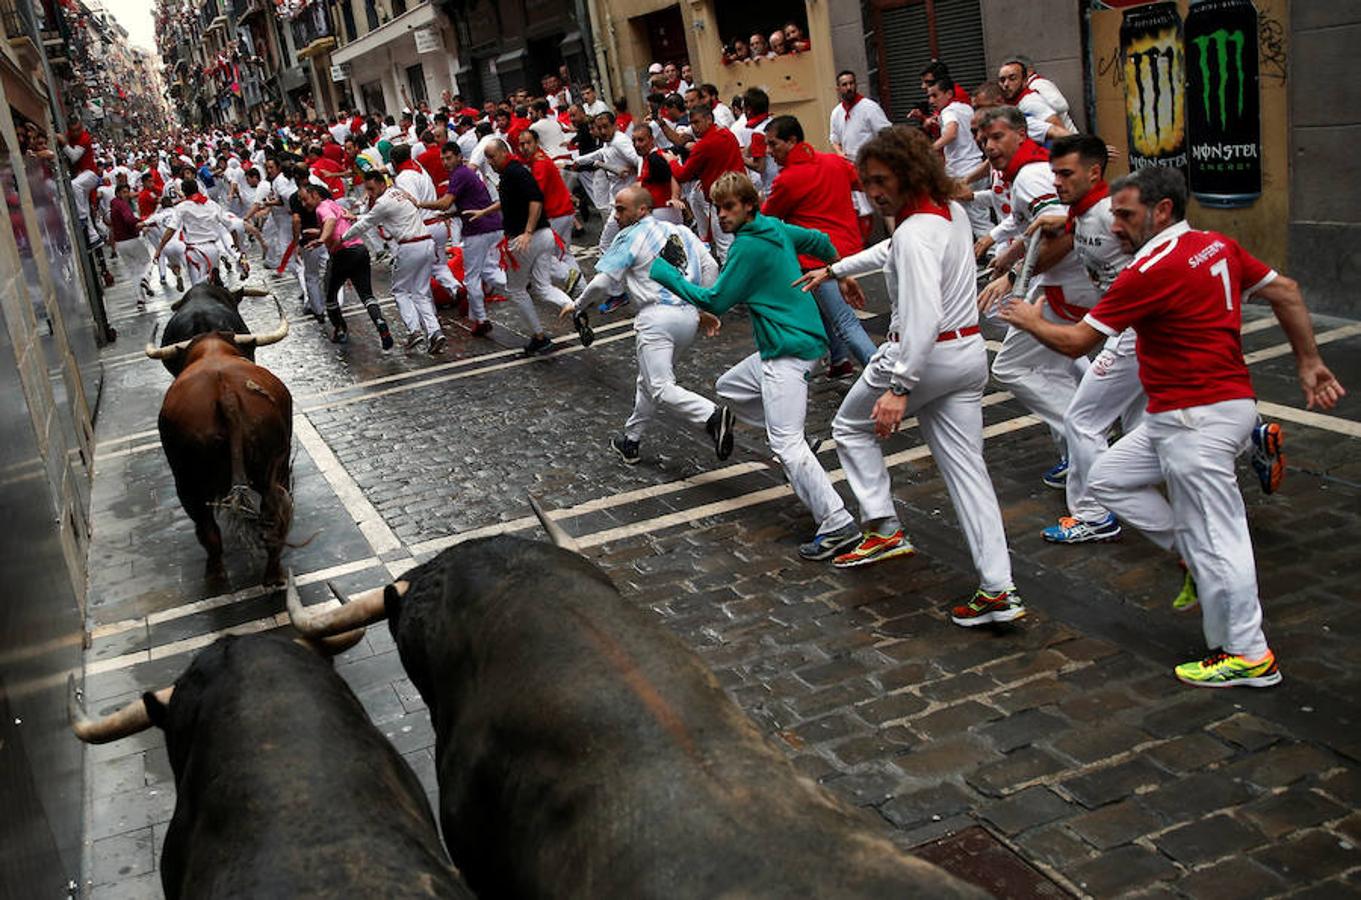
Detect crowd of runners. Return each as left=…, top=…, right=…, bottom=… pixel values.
left=54, top=54, right=1345, bottom=690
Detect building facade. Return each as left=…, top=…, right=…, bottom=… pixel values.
left=440, top=0, right=596, bottom=106
left=330, top=0, right=463, bottom=116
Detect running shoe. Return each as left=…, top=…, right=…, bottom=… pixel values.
left=1174, top=650, right=1282, bottom=688
left=564, top=267, right=582, bottom=296
left=826, top=360, right=855, bottom=380
left=573, top=309, right=594, bottom=347
left=1172, top=569, right=1198, bottom=611
left=1042, top=513, right=1121, bottom=544
left=428, top=332, right=448, bottom=355
left=470, top=320, right=493, bottom=337
left=950, top=588, right=1026, bottom=627
left=598, top=294, right=630, bottom=314
left=524, top=335, right=555, bottom=356
left=375, top=319, right=394, bottom=350
left=1250, top=421, right=1286, bottom=494
left=798, top=522, right=863, bottom=561
left=832, top=530, right=917, bottom=568
left=610, top=435, right=641, bottom=465
left=404, top=331, right=426, bottom=352
left=1042, top=458, right=1069, bottom=489
left=329, top=324, right=348, bottom=344
left=707, top=406, right=735, bottom=461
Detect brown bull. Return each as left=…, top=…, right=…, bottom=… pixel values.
left=147, top=301, right=292, bottom=585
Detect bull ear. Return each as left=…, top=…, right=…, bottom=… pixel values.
left=383, top=583, right=404, bottom=629
left=143, top=690, right=169, bottom=728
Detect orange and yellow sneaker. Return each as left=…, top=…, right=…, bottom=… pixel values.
left=832, top=530, right=917, bottom=569
left=1175, top=650, right=1282, bottom=688
left=950, top=588, right=1026, bottom=627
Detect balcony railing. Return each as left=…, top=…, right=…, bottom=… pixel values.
left=290, top=2, right=335, bottom=59
left=1, top=0, right=37, bottom=44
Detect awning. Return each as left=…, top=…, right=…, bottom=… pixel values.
left=331, top=3, right=437, bottom=66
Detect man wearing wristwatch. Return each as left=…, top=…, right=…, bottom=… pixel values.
left=799, top=127, right=1022, bottom=627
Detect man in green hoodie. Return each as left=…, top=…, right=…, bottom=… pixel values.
left=650, top=171, right=861, bottom=560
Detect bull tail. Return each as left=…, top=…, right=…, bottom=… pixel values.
left=214, top=380, right=262, bottom=522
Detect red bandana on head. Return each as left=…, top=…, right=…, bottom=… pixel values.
left=1065, top=179, right=1110, bottom=231
left=896, top=193, right=952, bottom=223
left=1001, top=139, right=1050, bottom=185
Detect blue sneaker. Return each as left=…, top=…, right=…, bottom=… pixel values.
left=1249, top=421, right=1285, bottom=494
left=1042, top=513, right=1121, bottom=544
left=598, top=294, right=630, bottom=314
left=798, top=522, right=862, bottom=561
left=1042, top=457, right=1069, bottom=489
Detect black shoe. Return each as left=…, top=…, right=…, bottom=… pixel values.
left=610, top=435, right=641, bottom=465
left=524, top=335, right=555, bottom=356
left=573, top=309, right=594, bottom=347
left=707, top=406, right=735, bottom=461
left=373, top=320, right=393, bottom=350
left=470, top=320, right=493, bottom=337
left=429, top=332, right=448, bottom=354
left=404, top=331, right=426, bottom=352
left=329, top=324, right=348, bottom=344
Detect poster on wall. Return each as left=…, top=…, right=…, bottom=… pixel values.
left=1119, top=2, right=1187, bottom=174
left=1184, top=0, right=1261, bottom=207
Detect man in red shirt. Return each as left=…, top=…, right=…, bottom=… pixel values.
left=517, top=129, right=582, bottom=294
left=664, top=103, right=744, bottom=262
left=761, top=115, right=874, bottom=375
left=416, top=129, right=448, bottom=187
left=307, top=144, right=348, bottom=198
left=56, top=115, right=101, bottom=243
left=1001, top=167, right=1345, bottom=689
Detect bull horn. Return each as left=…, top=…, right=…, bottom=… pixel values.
left=67, top=674, right=173, bottom=744
left=293, top=630, right=367, bottom=656
left=234, top=296, right=289, bottom=348
left=285, top=569, right=391, bottom=638
left=144, top=337, right=193, bottom=360
left=529, top=494, right=582, bottom=553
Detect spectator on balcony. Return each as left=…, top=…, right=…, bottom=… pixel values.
left=749, top=33, right=773, bottom=60
left=723, top=37, right=750, bottom=65
left=784, top=22, right=810, bottom=53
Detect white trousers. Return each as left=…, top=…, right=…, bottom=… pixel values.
left=707, top=203, right=734, bottom=263
left=505, top=228, right=573, bottom=334
left=427, top=220, right=463, bottom=297
left=549, top=213, right=582, bottom=285
left=71, top=170, right=100, bottom=241
left=1065, top=329, right=1146, bottom=521
left=391, top=239, right=440, bottom=336
left=833, top=338, right=1013, bottom=591
left=115, top=237, right=150, bottom=289
left=717, top=352, right=853, bottom=534
left=183, top=242, right=221, bottom=287
left=1088, top=398, right=1267, bottom=658
left=300, top=244, right=327, bottom=316
left=142, top=232, right=170, bottom=282
left=461, top=230, right=504, bottom=321
left=624, top=304, right=718, bottom=441
left=597, top=212, right=620, bottom=255
left=991, top=300, right=1083, bottom=451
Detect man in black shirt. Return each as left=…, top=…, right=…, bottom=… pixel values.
left=478, top=139, right=587, bottom=354
left=291, top=168, right=328, bottom=321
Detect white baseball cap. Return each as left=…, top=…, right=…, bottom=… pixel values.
left=648, top=63, right=663, bottom=75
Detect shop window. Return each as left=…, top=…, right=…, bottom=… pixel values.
left=406, top=63, right=427, bottom=105
left=715, top=3, right=811, bottom=65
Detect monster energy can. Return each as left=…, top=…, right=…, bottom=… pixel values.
left=1120, top=2, right=1187, bottom=174
left=1185, top=0, right=1261, bottom=207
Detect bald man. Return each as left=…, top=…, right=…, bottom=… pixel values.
left=564, top=185, right=734, bottom=464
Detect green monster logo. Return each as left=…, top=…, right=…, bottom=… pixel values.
left=1192, top=29, right=1246, bottom=129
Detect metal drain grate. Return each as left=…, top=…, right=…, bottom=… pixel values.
left=913, top=826, right=1070, bottom=898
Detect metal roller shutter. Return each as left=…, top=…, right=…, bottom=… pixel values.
left=874, top=0, right=987, bottom=121
left=880, top=3, right=931, bottom=122
left=931, top=0, right=988, bottom=95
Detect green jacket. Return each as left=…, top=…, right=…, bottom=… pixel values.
left=650, top=213, right=836, bottom=361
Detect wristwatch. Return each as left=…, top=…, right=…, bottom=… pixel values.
left=889, top=382, right=910, bottom=398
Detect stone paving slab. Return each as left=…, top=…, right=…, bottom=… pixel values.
left=77, top=237, right=1361, bottom=898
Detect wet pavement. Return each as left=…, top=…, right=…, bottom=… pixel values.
left=79, top=227, right=1361, bottom=898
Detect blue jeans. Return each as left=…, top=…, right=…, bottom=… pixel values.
left=813, top=280, right=876, bottom=366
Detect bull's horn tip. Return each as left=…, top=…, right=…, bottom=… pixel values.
left=326, top=581, right=350, bottom=605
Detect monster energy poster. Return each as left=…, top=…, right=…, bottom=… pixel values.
left=1120, top=3, right=1186, bottom=173
left=1185, top=0, right=1261, bottom=207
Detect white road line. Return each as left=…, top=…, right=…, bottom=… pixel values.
left=1257, top=401, right=1361, bottom=439
left=89, top=555, right=382, bottom=640
left=1243, top=323, right=1361, bottom=364
left=293, top=415, right=402, bottom=554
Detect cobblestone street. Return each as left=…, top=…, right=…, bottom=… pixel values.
left=79, top=235, right=1361, bottom=898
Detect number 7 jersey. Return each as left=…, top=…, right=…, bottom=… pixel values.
left=1084, top=220, right=1277, bottom=414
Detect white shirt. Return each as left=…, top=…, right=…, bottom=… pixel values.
left=829, top=96, right=891, bottom=162
left=394, top=165, right=437, bottom=205
left=270, top=173, right=295, bottom=218
left=346, top=187, right=427, bottom=242
left=468, top=133, right=502, bottom=190
left=1017, top=91, right=1060, bottom=127
left=1071, top=194, right=1130, bottom=293
left=579, top=215, right=717, bottom=310
left=832, top=202, right=977, bottom=392
left=455, top=128, right=479, bottom=158
left=938, top=102, right=983, bottom=178
left=576, top=129, right=640, bottom=193
left=582, top=99, right=610, bottom=118
left=529, top=117, right=572, bottom=159
left=1028, top=74, right=1076, bottom=132
left=328, top=122, right=351, bottom=144
left=170, top=197, right=236, bottom=245
left=990, top=161, right=1095, bottom=305
left=712, top=102, right=736, bottom=130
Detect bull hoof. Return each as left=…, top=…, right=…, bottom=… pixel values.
left=205, top=560, right=228, bottom=583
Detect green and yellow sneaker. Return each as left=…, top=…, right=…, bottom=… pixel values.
left=1172, top=569, right=1198, bottom=611
left=1174, top=650, right=1282, bottom=688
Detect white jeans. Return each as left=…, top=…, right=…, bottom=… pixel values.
left=71, top=170, right=101, bottom=241
left=717, top=352, right=853, bottom=534
left=300, top=244, right=327, bottom=316
left=991, top=298, right=1084, bottom=451
left=115, top=237, right=150, bottom=290
left=391, top=239, right=440, bottom=336
left=833, top=337, right=1013, bottom=592
left=549, top=213, right=582, bottom=285
left=707, top=203, right=733, bottom=263
left=1088, top=397, right=1267, bottom=658
left=505, top=228, right=573, bottom=335
left=624, top=304, right=717, bottom=441
left=183, top=242, right=221, bottom=287
left=461, top=230, right=504, bottom=321
left=1064, top=328, right=1146, bottom=521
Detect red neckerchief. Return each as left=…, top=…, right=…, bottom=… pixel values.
left=896, top=194, right=952, bottom=222
left=1001, top=139, right=1050, bottom=185
left=187, top=193, right=208, bottom=205
left=396, top=159, right=422, bottom=174
left=745, top=112, right=769, bottom=128
left=1066, top=179, right=1109, bottom=230
left=952, top=84, right=971, bottom=105
left=1013, top=86, right=1037, bottom=103
left=840, top=93, right=864, bottom=114
left=785, top=142, right=818, bottom=166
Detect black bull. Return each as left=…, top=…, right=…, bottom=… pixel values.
left=159, top=283, right=267, bottom=376
left=69, top=632, right=471, bottom=899
left=290, top=524, right=985, bottom=898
